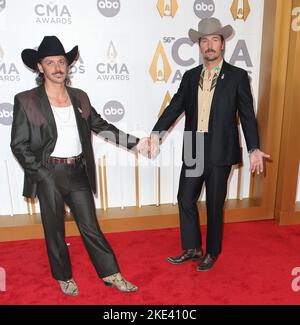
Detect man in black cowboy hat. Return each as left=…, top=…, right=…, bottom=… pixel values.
left=11, top=36, right=146, bottom=295
left=146, top=18, right=270, bottom=271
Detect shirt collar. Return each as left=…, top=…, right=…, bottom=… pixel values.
left=202, top=59, right=223, bottom=76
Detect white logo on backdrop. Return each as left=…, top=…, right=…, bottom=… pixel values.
left=34, top=2, right=72, bottom=24
left=0, top=102, right=13, bottom=126
left=103, top=100, right=125, bottom=122
left=193, top=0, right=215, bottom=19
left=96, top=41, right=130, bottom=81
left=0, top=47, right=20, bottom=82
left=97, top=0, right=120, bottom=18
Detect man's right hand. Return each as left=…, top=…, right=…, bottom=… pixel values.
left=136, top=134, right=160, bottom=159
left=149, top=134, right=160, bottom=159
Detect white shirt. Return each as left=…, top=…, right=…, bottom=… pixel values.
left=50, top=105, right=82, bottom=158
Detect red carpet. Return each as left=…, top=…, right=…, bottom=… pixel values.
left=1, top=220, right=300, bottom=305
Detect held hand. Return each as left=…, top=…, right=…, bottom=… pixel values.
left=136, top=137, right=150, bottom=158
left=150, top=134, right=160, bottom=159
left=249, top=149, right=271, bottom=174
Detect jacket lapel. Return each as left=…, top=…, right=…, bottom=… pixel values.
left=191, top=65, right=203, bottom=130
left=36, top=85, right=57, bottom=138
left=210, top=61, right=230, bottom=117
left=66, top=87, right=83, bottom=143
left=211, top=61, right=228, bottom=111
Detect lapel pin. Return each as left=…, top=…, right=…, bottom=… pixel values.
left=221, top=74, right=225, bottom=80
left=77, top=107, right=83, bottom=113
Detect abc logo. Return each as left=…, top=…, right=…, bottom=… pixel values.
left=97, top=0, right=120, bottom=18
left=103, top=100, right=125, bottom=122
left=0, top=103, right=13, bottom=126
left=0, top=0, right=6, bottom=13
left=194, top=0, right=215, bottom=19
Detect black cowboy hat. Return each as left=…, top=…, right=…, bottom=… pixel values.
left=21, top=36, right=78, bottom=70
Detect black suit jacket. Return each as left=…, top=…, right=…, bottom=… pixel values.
left=152, top=61, right=260, bottom=166
left=11, top=85, right=139, bottom=198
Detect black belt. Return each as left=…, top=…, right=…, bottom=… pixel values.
left=48, top=154, right=83, bottom=165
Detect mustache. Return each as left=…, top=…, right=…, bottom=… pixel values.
left=52, top=71, right=64, bottom=75
left=205, top=49, right=216, bottom=54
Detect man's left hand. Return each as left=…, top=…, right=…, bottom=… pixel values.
left=136, top=137, right=150, bottom=158
left=249, top=149, right=271, bottom=174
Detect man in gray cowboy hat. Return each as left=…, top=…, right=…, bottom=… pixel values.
left=147, top=17, right=270, bottom=271
left=11, top=36, right=147, bottom=294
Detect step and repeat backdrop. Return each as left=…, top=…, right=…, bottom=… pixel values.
left=0, top=0, right=267, bottom=216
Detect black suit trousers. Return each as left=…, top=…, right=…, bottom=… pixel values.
left=36, top=159, right=120, bottom=281
left=177, top=134, right=231, bottom=256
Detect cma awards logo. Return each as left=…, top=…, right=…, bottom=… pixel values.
left=0, top=102, right=13, bottom=126
left=229, top=39, right=253, bottom=75
left=193, top=0, right=215, bottom=19
left=292, top=7, right=300, bottom=32
left=0, top=46, right=20, bottom=82
left=156, top=0, right=178, bottom=18
left=149, top=38, right=254, bottom=84
left=0, top=0, right=6, bottom=13
left=230, top=0, right=250, bottom=21
left=96, top=41, right=129, bottom=81
left=103, top=100, right=125, bottom=122
left=149, top=37, right=200, bottom=84
left=34, top=2, right=72, bottom=24
left=149, top=41, right=172, bottom=82
left=97, top=0, right=120, bottom=18
left=69, top=55, right=85, bottom=77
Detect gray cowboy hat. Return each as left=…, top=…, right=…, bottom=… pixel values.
left=21, top=36, right=78, bottom=71
left=188, top=17, right=233, bottom=43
